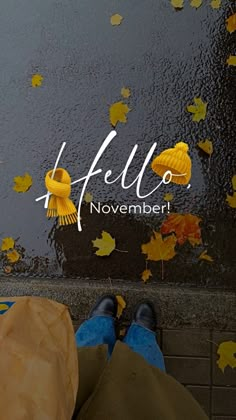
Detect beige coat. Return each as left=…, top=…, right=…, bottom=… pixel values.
left=75, top=342, right=208, bottom=420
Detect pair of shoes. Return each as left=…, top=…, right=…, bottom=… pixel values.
left=90, top=294, right=157, bottom=332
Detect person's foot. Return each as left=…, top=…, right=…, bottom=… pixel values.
left=89, top=294, right=118, bottom=318
left=132, top=300, right=157, bottom=332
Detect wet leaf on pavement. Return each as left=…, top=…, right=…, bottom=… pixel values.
left=31, top=74, right=43, bottom=87
left=3, top=265, right=13, bottom=274
left=164, top=193, right=174, bottom=202
left=210, top=0, right=221, bottom=9
left=1, top=237, right=15, bottom=251
left=121, top=87, right=131, bottom=98
left=171, top=0, right=184, bottom=10
left=142, top=232, right=177, bottom=262
left=109, top=101, right=131, bottom=127
left=226, top=192, right=236, bottom=208
left=187, top=97, right=208, bottom=122
left=199, top=250, right=213, bottom=262
left=197, top=139, right=213, bottom=155
left=190, top=0, right=203, bottom=9
left=226, top=55, right=236, bottom=66
left=141, top=269, right=152, bottom=283
left=6, top=249, right=20, bottom=263
left=161, top=213, right=202, bottom=246
left=226, top=175, right=236, bottom=208
left=110, top=14, right=123, bottom=26
left=13, top=172, right=33, bottom=193
left=84, top=192, right=93, bottom=203
left=217, top=341, right=236, bottom=372
left=226, top=13, right=236, bottom=34
left=92, top=231, right=116, bottom=256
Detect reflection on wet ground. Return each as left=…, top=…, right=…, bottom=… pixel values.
left=0, top=1, right=235, bottom=287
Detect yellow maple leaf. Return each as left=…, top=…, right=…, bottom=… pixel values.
left=197, top=139, right=213, bottom=155
left=6, top=249, right=20, bottom=263
left=211, top=0, right=221, bottom=9
left=13, top=172, right=33, bottom=193
left=171, top=0, right=184, bottom=9
left=232, top=175, right=236, bottom=191
left=92, top=231, right=116, bottom=256
left=217, top=341, right=236, bottom=372
left=199, top=250, right=213, bottom=262
left=110, top=14, right=123, bottom=26
left=121, top=87, right=131, bottom=98
left=84, top=192, right=93, bottom=203
left=109, top=101, right=131, bottom=127
left=116, top=295, right=126, bottom=318
left=226, top=13, right=236, bottom=34
left=164, top=193, right=174, bottom=202
left=1, top=237, right=15, bottom=251
left=190, top=0, right=202, bottom=8
left=142, top=232, right=177, bottom=262
left=226, top=55, right=236, bottom=66
left=187, top=98, right=208, bottom=122
left=141, top=269, right=152, bottom=283
left=31, top=74, right=43, bottom=87
left=226, top=192, right=236, bottom=208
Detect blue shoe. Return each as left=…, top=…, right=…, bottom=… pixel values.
left=123, top=301, right=166, bottom=372
left=75, top=295, right=117, bottom=357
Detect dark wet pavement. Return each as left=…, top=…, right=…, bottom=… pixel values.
left=0, top=0, right=235, bottom=287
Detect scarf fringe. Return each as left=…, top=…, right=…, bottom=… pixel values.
left=47, top=210, right=77, bottom=225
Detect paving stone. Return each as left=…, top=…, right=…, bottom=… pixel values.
left=164, top=356, right=210, bottom=385
left=186, top=386, right=210, bottom=416
left=212, top=332, right=236, bottom=386
left=212, top=417, right=236, bottom=420
left=212, top=387, right=236, bottom=416
left=162, top=329, right=211, bottom=357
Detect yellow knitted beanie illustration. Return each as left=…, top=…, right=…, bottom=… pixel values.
left=151, top=142, right=191, bottom=185
left=45, top=168, right=77, bottom=225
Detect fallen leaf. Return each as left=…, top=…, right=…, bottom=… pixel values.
left=197, top=139, right=213, bottom=155
left=121, top=87, right=131, bottom=98
left=92, top=231, right=116, bottom=256
left=161, top=213, right=202, bottom=246
left=109, top=101, right=131, bottom=127
left=32, top=74, right=43, bottom=87
left=141, top=269, right=152, bottom=283
left=217, top=341, right=236, bottom=372
left=119, top=327, right=127, bottom=337
left=13, top=172, right=33, bottom=193
left=1, top=237, right=15, bottom=251
left=84, top=192, right=93, bottom=203
left=164, top=193, right=174, bottom=202
left=199, top=250, right=213, bottom=262
left=226, top=192, right=236, bottom=208
left=226, top=55, right=236, bottom=66
left=116, top=295, right=126, bottom=318
left=210, top=0, right=221, bottom=9
left=171, top=0, right=184, bottom=9
left=190, top=0, right=202, bottom=8
left=226, top=13, right=236, bottom=34
left=3, top=265, right=12, bottom=274
left=142, top=232, right=176, bottom=262
left=232, top=175, right=236, bottom=191
left=6, top=250, right=20, bottom=263
left=187, top=97, right=208, bottom=122
left=110, top=14, right=123, bottom=26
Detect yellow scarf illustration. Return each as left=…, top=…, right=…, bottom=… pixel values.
left=45, top=168, right=77, bottom=225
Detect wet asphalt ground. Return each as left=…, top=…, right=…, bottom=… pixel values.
left=0, top=0, right=235, bottom=287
